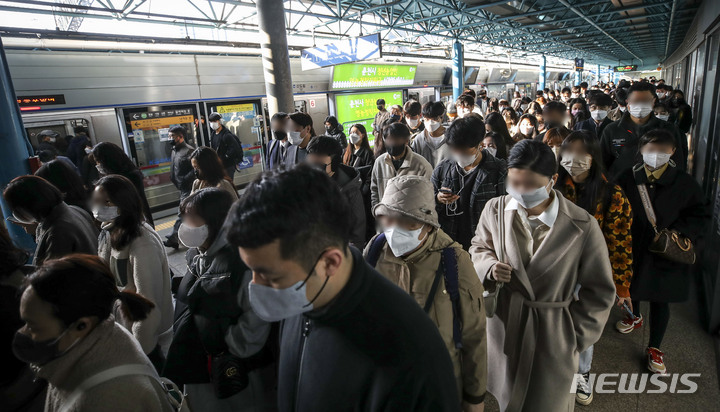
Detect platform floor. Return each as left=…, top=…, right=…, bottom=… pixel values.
left=155, top=215, right=720, bottom=411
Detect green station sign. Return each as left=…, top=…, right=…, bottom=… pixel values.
left=332, top=63, right=417, bottom=89
left=614, top=65, right=638, bottom=72
left=335, top=90, right=403, bottom=146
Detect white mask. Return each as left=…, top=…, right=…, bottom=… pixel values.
left=520, top=104, right=528, bottom=111
left=92, top=205, right=119, bottom=222
left=656, top=114, right=669, bottom=122
left=628, top=103, right=653, bottom=119
left=178, top=223, right=209, bottom=248
left=485, top=146, right=498, bottom=157
left=288, top=131, right=304, bottom=146
left=349, top=133, right=362, bottom=145
left=519, top=124, right=534, bottom=136
left=590, top=110, right=608, bottom=122
left=406, top=118, right=420, bottom=128
left=84, top=147, right=92, bottom=155
left=453, top=150, right=479, bottom=168
left=551, top=146, right=561, bottom=159
left=506, top=180, right=552, bottom=209
left=560, top=153, right=593, bottom=176
left=643, top=152, right=672, bottom=169
left=384, top=225, right=427, bottom=257
left=424, top=119, right=441, bottom=132
left=618, top=106, right=626, bottom=112
left=657, top=92, right=666, bottom=99
left=210, top=122, right=220, bottom=130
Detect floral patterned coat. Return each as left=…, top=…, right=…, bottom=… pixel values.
left=558, top=176, right=634, bottom=297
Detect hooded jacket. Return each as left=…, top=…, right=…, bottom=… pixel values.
left=600, top=112, right=687, bottom=178
left=163, top=229, right=271, bottom=385
left=335, top=164, right=367, bottom=248
left=278, top=247, right=460, bottom=412
left=36, top=317, right=174, bottom=412
left=370, top=147, right=433, bottom=208
left=365, top=229, right=488, bottom=404
left=410, top=128, right=451, bottom=168
left=34, top=202, right=99, bottom=266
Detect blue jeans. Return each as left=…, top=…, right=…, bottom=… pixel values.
left=578, top=344, right=594, bottom=374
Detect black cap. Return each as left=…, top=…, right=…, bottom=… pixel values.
left=208, top=112, right=222, bottom=122
left=376, top=99, right=386, bottom=105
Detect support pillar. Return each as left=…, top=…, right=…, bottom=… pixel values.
left=0, top=37, right=36, bottom=251
left=256, top=0, right=295, bottom=117
left=539, top=54, right=546, bottom=92
left=574, top=70, right=581, bottom=86
left=597, top=64, right=601, bottom=84
left=452, top=40, right=464, bottom=102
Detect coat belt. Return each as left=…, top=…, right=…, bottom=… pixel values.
left=504, top=290, right=573, bottom=411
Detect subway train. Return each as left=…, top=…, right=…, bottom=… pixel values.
left=7, top=49, right=576, bottom=213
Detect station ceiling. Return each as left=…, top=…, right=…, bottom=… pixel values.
left=0, top=0, right=702, bottom=68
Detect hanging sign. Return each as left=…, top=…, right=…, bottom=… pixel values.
left=301, top=33, right=382, bottom=70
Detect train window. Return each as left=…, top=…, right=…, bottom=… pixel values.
left=25, top=118, right=89, bottom=156
left=122, top=104, right=199, bottom=197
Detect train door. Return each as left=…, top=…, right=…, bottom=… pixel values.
left=205, top=100, right=264, bottom=188
left=119, top=103, right=201, bottom=210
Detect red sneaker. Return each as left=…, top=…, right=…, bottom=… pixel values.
left=615, top=314, right=643, bottom=334
left=647, top=347, right=667, bottom=374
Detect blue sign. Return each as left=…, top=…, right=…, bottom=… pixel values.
left=575, top=58, right=584, bottom=71
left=301, top=33, right=382, bottom=71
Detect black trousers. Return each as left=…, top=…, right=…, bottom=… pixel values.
left=632, top=300, right=671, bottom=349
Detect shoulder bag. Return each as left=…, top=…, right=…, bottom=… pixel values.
left=636, top=184, right=695, bottom=265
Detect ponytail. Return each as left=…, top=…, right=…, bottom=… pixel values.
left=118, top=290, right=155, bottom=322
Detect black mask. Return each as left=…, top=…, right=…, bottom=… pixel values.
left=325, top=126, right=333, bottom=132
left=12, top=327, right=73, bottom=365
left=389, top=114, right=401, bottom=122
left=386, top=144, right=405, bottom=157
left=273, top=130, right=287, bottom=141
left=377, top=105, right=385, bottom=111
left=169, top=140, right=177, bottom=147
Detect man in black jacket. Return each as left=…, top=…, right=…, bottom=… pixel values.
left=600, top=81, right=687, bottom=178
left=208, top=112, right=244, bottom=180
left=165, top=126, right=195, bottom=248
left=224, top=165, right=459, bottom=412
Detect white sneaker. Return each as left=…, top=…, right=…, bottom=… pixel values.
left=575, top=372, right=593, bottom=405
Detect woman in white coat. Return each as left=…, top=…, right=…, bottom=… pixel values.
left=470, top=139, right=616, bottom=411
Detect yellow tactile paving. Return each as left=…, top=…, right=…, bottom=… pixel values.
left=154, top=220, right=175, bottom=231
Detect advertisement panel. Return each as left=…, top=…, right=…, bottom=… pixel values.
left=332, top=64, right=416, bottom=89
left=335, top=90, right=403, bottom=146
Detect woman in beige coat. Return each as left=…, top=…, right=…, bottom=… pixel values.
left=470, top=140, right=615, bottom=411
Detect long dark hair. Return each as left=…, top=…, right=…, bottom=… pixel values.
left=26, top=254, right=153, bottom=325
left=514, top=113, right=538, bottom=141
left=180, top=188, right=234, bottom=247
left=485, top=131, right=509, bottom=160
left=91, top=142, right=139, bottom=176
left=343, top=124, right=371, bottom=165
left=0, top=224, right=28, bottom=279
left=485, top=112, right=514, bottom=149
left=555, top=131, right=608, bottom=214
left=3, top=175, right=63, bottom=221
left=95, top=175, right=144, bottom=250
left=190, top=146, right=230, bottom=187
left=35, top=160, right=89, bottom=212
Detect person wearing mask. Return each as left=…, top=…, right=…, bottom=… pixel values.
left=266, top=112, right=289, bottom=169
left=389, top=104, right=404, bottom=122
left=561, top=87, right=572, bottom=105
left=307, top=136, right=367, bottom=248
left=79, top=142, right=99, bottom=189
left=163, top=188, right=273, bottom=410
left=655, top=84, right=670, bottom=104
left=498, top=99, right=511, bottom=113
left=66, top=126, right=91, bottom=168
left=601, top=81, right=687, bottom=178
left=208, top=112, right=244, bottom=181
left=323, top=115, right=347, bottom=150
left=513, top=114, right=537, bottom=142
left=285, top=111, right=315, bottom=168
left=470, top=139, right=615, bottom=411
left=526, top=101, right=542, bottom=117
left=372, top=98, right=391, bottom=139
left=342, top=124, right=375, bottom=168
left=91, top=142, right=154, bottom=226
left=224, top=165, right=460, bottom=411
left=501, top=107, right=519, bottom=135
left=4, top=176, right=98, bottom=266
left=669, top=90, right=692, bottom=134
left=477, top=89, right=490, bottom=114
left=446, top=103, right=459, bottom=122
left=371, top=123, right=433, bottom=208
left=34, top=160, right=90, bottom=213
left=571, top=86, right=581, bottom=99
left=542, top=126, right=570, bottom=159
left=486, top=98, right=500, bottom=115
left=568, top=98, right=589, bottom=129
left=653, top=102, right=671, bottom=122
left=366, top=175, right=488, bottom=410
left=410, top=101, right=450, bottom=167
left=535, top=112, right=546, bottom=134
left=433, top=116, right=507, bottom=250
left=535, top=101, right=568, bottom=142
left=579, top=81, right=589, bottom=98
left=35, top=130, right=61, bottom=156
left=190, top=147, right=239, bottom=200
left=93, top=175, right=174, bottom=372
left=484, top=112, right=514, bottom=149
left=555, top=131, right=634, bottom=404
left=534, top=90, right=544, bottom=105
left=0, top=225, right=45, bottom=412
left=164, top=126, right=196, bottom=249
left=456, top=94, right=476, bottom=119
left=607, top=87, right=628, bottom=122
left=517, top=97, right=531, bottom=117
left=575, top=92, right=613, bottom=138
left=481, top=131, right=509, bottom=160
left=403, top=100, right=425, bottom=136
left=14, top=254, right=175, bottom=412
left=614, top=130, right=708, bottom=374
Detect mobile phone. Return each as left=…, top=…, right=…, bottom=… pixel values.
left=617, top=295, right=636, bottom=319
left=439, top=188, right=454, bottom=195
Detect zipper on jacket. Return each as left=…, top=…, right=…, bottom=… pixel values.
left=295, top=318, right=312, bottom=412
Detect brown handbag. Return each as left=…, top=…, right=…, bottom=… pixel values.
left=637, top=184, right=696, bottom=265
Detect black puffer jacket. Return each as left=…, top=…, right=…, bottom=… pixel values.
left=170, top=142, right=195, bottom=198
left=163, top=230, right=271, bottom=385
left=326, top=126, right=348, bottom=150
left=278, top=247, right=460, bottom=412
left=335, top=164, right=366, bottom=248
